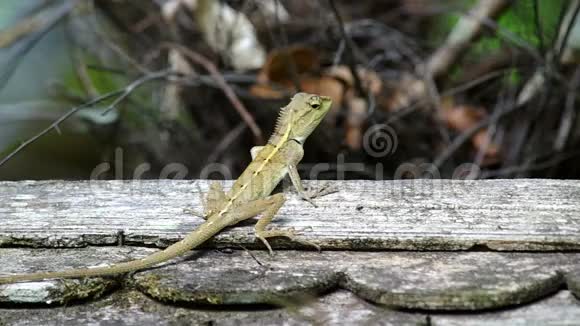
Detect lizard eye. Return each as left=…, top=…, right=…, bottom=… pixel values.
left=309, top=96, right=322, bottom=109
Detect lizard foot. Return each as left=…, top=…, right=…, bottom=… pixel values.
left=256, top=227, right=320, bottom=255
left=294, top=183, right=338, bottom=208
left=293, top=226, right=321, bottom=252
left=302, top=182, right=338, bottom=204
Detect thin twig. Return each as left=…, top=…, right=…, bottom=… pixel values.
left=85, top=64, right=127, bottom=75
left=274, top=0, right=301, bottom=91
left=166, top=43, right=263, bottom=143
left=481, top=150, right=580, bottom=178
left=0, top=70, right=176, bottom=168
left=433, top=100, right=523, bottom=169
left=206, top=123, right=247, bottom=164
left=554, top=65, right=580, bottom=151
left=237, top=245, right=265, bottom=267
left=71, top=48, right=99, bottom=98
left=426, top=0, right=512, bottom=77
left=95, top=28, right=152, bottom=75
left=0, top=91, right=122, bottom=168
left=387, top=69, right=508, bottom=125
left=101, top=69, right=172, bottom=115
left=505, top=89, right=549, bottom=155
left=557, top=0, right=580, bottom=63
left=85, top=0, right=152, bottom=75
left=532, top=0, right=545, bottom=54
left=473, top=88, right=508, bottom=166
left=327, top=0, right=367, bottom=98
left=444, top=69, right=509, bottom=97
left=423, top=70, right=451, bottom=144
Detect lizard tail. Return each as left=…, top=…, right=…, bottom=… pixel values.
left=0, top=222, right=217, bottom=284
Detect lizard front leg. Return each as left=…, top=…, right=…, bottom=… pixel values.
left=287, top=164, right=337, bottom=207
left=287, top=164, right=317, bottom=207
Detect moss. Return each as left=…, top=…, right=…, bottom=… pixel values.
left=133, top=274, right=212, bottom=304
left=51, top=278, right=118, bottom=305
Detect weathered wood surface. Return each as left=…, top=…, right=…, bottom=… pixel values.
left=2, top=248, right=579, bottom=311
left=1, top=287, right=579, bottom=326
left=1, top=179, right=580, bottom=251
left=432, top=291, right=580, bottom=326
left=0, top=290, right=427, bottom=326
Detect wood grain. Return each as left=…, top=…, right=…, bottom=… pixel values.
left=0, top=289, right=427, bottom=325
left=1, top=179, right=580, bottom=251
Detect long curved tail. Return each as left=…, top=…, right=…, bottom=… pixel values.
left=0, top=222, right=217, bottom=284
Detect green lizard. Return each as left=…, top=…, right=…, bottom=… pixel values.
left=0, top=92, right=332, bottom=284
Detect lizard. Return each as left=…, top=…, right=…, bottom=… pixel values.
left=0, top=92, right=333, bottom=285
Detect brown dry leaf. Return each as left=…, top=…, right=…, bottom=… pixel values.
left=250, top=46, right=322, bottom=99
left=441, top=97, right=500, bottom=165
left=250, top=46, right=386, bottom=152
left=249, top=83, right=292, bottom=99
left=257, top=46, right=320, bottom=83
left=251, top=46, right=383, bottom=108
left=250, top=74, right=346, bottom=104
left=441, top=97, right=486, bottom=132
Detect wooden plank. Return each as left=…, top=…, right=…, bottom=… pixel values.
left=0, top=247, right=137, bottom=304
left=2, top=286, right=578, bottom=326
left=2, top=248, right=579, bottom=310
left=1, top=179, right=580, bottom=251
left=106, top=251, right=580, bottom=310
left=0, top=289, right=427, bottom=326
left=432, top=291, right=580, bottom=326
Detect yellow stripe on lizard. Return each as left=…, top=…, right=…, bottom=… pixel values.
left=217, top=109, right=293, bottom=217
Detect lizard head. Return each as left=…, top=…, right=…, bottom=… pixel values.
left=272, top=92, right=332, bottom=144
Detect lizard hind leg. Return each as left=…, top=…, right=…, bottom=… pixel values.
left=251, top=193, right=320, bottom=254
left=184, top=182, right=230, bottom=219
left=253, top=193, right=289, bottom=254
left=202, top=182, right=229, bottom=219
left=222, top=193, right=319, bottom=255
left=184, top=181, right=224, bottom=219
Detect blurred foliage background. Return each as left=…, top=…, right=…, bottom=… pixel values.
left=1, top=0, right=580, bottom=181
